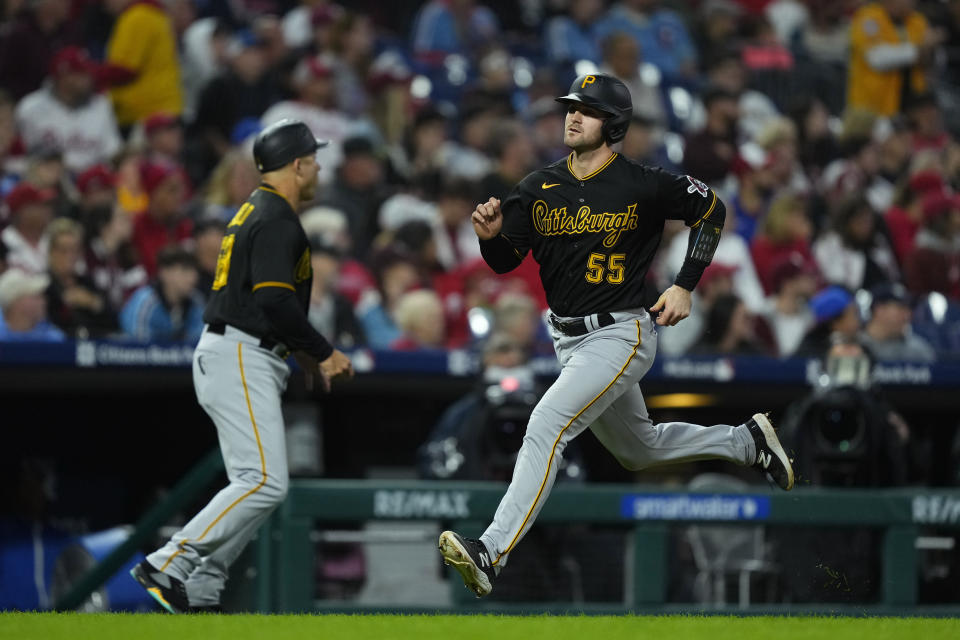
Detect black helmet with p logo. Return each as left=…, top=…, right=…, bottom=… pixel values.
left=555, top=73, right=633, bottom=144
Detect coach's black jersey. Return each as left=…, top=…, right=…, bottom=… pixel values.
left=204, top=185, right=313, bottom=338
left=481, top=153, right=724, bottom=317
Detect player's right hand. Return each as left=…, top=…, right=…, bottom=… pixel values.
left=319, top=349, right=354, bottom=392
left=471, top=197, right=502, bottom=240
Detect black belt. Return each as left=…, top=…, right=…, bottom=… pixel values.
left=207, top=322, right=290, bottom=358
left=549, top=312, right=616, bottom=337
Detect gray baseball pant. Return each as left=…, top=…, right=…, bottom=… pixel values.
left=147, top=326, right=290, bottom=607
left=480, top=309, right=756, bottom=568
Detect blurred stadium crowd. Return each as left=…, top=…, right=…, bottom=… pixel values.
left=4, top=1, right=960, bottom=611
left=0, top=0, right=959, bottom=363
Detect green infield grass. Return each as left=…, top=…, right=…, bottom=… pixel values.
left=2, top=612, right=958, bottom=640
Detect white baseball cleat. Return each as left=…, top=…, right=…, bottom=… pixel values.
left=746, top=412, right=795, bottom=491
left=438, top=530, right=497, bottom=597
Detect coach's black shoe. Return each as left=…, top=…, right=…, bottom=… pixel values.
left=438, top=531, right=497, bottom=597
left=130, top=560, right=189, bottom=613
left=746, top=413, right=794, bottom=491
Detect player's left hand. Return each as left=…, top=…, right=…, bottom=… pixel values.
left=292, top=351, right=321, bottom=390
left=319, top=349, right=354, bottom=392
left=650, top=285, right=692, bottom=326
left=293, top=349, right=354, bottom=392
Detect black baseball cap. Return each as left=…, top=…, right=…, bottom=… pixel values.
left=702, top=85, right=739, bottom=108
left=870, top=282, right=913, bottom=308
left=156, top=246, right=198, bottom=270
left=253, top=119, right=328, bottom=173
left=308, top=233, right=344, bottom=258
left=341, top=135, right=376, bottom=158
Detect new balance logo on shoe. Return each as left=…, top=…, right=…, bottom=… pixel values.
left=757, top=451, right=772, bottom=469
left=438, top=531, right=495, bottom=597
left=745, top=413, right=795, bottom=491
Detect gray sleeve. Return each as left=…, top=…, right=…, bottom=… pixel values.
left=907, top=333, right=937, bottom=363
left=865, top=43, right=918, bottom=71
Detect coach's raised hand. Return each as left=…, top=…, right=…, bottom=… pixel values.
left=471, top=197, right=503, bottom=240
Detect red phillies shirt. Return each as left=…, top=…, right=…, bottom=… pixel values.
left=132, top=211, right=193, bottom=277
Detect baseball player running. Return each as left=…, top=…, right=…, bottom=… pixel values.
left=131, top=119, right=353, bottom=612
left=438, top=74, right=794, bottom=597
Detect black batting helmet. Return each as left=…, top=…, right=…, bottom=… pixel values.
left=555, top=73, right=633, bottom=143
left=253, top=119, right=328, bottom=173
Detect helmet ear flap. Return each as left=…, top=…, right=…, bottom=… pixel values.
left=601, top=110, right=630, bottom=144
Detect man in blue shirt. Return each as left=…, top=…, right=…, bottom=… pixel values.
left=410, top=0, right=500, bottom=61
left=596, top=0, right=698, bottom=83
left=120, top=246, right=205, bottom=343
left=545, top=0, right=606, bottom=68
left=0, top=269, right=66, bottom=342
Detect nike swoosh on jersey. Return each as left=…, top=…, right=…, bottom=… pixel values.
left=541, top=182, right=561, bottom=189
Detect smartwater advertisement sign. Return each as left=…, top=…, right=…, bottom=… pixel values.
left=621, top=494, right=771, bottom=521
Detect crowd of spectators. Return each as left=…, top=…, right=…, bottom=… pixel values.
left=0, top=0, right=958, bottom=363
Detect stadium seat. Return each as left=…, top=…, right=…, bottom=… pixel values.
left=684, top=473, right=779, bottom=608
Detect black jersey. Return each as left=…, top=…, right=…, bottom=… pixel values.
left=481, top=153, right=725, bottom=317
left=204, top=184, right=314, bottom=340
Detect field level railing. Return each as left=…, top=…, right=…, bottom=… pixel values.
left=255, top=479, right=960, bottom=616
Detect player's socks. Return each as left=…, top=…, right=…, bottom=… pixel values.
left=438, top=530, right=497, bottom=597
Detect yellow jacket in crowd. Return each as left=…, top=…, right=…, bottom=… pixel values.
left=106, top=0, right=183, bottom=127
left=847, top=1, right=929, bottom=117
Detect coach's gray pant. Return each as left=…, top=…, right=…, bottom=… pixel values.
left=147, top=327, right=290, bottom=607
left=480, top=309, right=756, bottom=569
